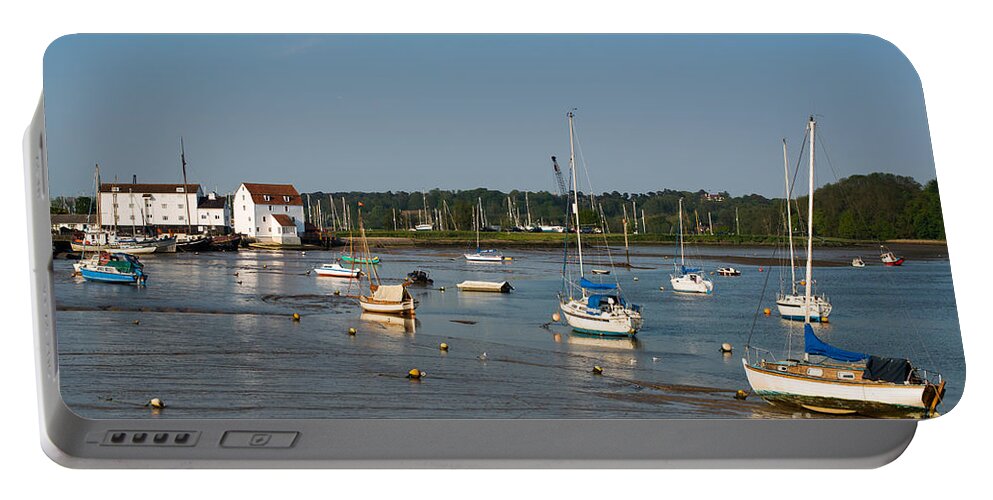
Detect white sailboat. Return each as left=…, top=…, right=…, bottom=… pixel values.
left=464, top=198, right=505, bottom=262
left=775, top=134, right=831, bottom=321
left=669, top=198, right=714, bottom=294
left=743, top=117, right=945, bottom=418
left=557, top=111, right=642, bottom=337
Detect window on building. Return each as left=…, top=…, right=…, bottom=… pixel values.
left=178, top=204, right=184, bottom=209
left=262, top=216, right=266, bottom=222
left=263, top=195, right=271, bottom=201
left=214, top=215, right=220, bottom=219
left=161, top=204, right=168, bottom=209
left=179, top=216, right=185, bottom=221
left=163, top=216, right=169, bottom=220
left=285, top=206, right=288, bottom=212
left=129, top=215, right=135, bottom=220
left=111, top=187, right=120, bottom=192
left=269, top=205, right=273, bottom=211
left=128, top=203, right=134, bottom=208
left=176, top=187, right=185, bottom=193
left=242, top=205, right=246, bottom=211
left=201, top=214, right=207, bottom=219
left=283, top=196, right=290, bottom=202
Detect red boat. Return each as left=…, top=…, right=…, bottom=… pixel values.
left=880, top=246, right=905, bottom=266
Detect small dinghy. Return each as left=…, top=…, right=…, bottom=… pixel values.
left=456, top=280, right=514, bottom=293
left=717, top=267, right=741, bottom=276
left=852, top=257, right=866, bottom=268
left=78, top=252, right=148, bottom=285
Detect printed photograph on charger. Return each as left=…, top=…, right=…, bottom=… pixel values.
left=43, top=34, right=964, bottom=420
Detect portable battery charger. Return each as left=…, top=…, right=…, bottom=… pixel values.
left=26, top=34, right=964, bottom=467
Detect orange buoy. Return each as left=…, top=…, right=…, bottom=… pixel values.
left=763, top=307, right=771, bottom=316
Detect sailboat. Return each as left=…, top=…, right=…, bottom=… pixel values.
left=776, top=138, right=831, bottom=321
left=557, top=111, right=642, bottom=337
left=669, top=198, right=714, bottom=294
left=352, top=203, right=416, bottom=316
left=464, top=198, right=505, bottom=262
left=880, top=245, right=905, bottom=266
left=175, top=138, right=211, bottom=252
left=743, top=117, right=945, bottom=418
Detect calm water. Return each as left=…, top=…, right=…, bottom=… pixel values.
left=54, top=244, right=965, bottom=419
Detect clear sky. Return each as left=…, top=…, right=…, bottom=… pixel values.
left=43, top=34, right=936, bottom=198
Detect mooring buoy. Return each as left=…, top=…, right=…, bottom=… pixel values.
left=720, top=343, right=733, bottom=353
left=440, top=342, right=449, bottom=351
left=407, top=368, right=423, bottom=380
left=592, top=365, right=603, bottom=375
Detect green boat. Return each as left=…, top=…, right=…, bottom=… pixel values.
left=341, top=254, right=380, bottom=265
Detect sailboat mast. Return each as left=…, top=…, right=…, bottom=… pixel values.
left=475, top=198, right=481, bottom=249
left=804, top=117, right=816, bottom=324
left=568, top=111, right=584, bottom=276
left=180, top=138, right=193, bottom=236
left=622, top=205, right=630, bottom=266
left=525, top=192, right=532, bottom=228
left=783, top=138, right=797, bottom=294
left=678, top=198, right=685, bottom=266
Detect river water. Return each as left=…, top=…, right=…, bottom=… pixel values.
left=54, top=244, right=964, bottom=419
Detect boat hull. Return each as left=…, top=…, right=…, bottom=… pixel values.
left=559, top=299, right=641, bottom=336
left=314, top=266, right=361, bottom=278
left=80, top=267, right=144, bottom=284
left=464, top=253, right=504, bottom=262
left=883, top=258, right=905, bottom=266
left=742, top=359, right=934, bottom=418
left=342, top=255, right=380, bottom=265
left=358, top=296, right=416, bottom=315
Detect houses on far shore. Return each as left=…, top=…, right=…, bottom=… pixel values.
left=54, top=180, right=308, bottom=246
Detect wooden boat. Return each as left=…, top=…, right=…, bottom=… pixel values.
left=352, top=203, right=416, bottom=316
left=743, top=117, right=946, bottom=418
left=880, top=246, right=905, bottom=266
left=209, top=234, right=242, bottom=251
left=557, top=111, right=642, bottom=337
left=852, top=257, right=866, bottom=268
left=456, top=280, right=513, bottom=293
left=314, top=262, right=361, bottom=278
left=776, top=136, right=830, bottom=321
left=669, top=199, right=714, bottom=294
left=717, top=267, right=741, bottom=276
left=78, top=252, right=147, bottom=285
left=72, top=233, right=176, bottom=255
left=176, top=235, right=211, bottom=252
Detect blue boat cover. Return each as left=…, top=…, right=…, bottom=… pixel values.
left=580, top=277, right=617, bottom=290
left=804, top=324, right=868, bottom=362
left=587, top=294, right=625, bottom=308
left=681, top=265, right=701, bottom=274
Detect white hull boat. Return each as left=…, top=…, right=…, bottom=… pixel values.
left=314, top=262, right=361, bottom=278
left=670, top=272, right=713, bottom=294
left=358, top=294, right=417, bottom=315
left=559, top=296, right=642, bottom=336
left=776, top=293, right=832, bottom=321
left=852, top=257, right=866, bottom=268
left=464, top=251, right=504, bottom=262
left=456, top=280, right=513, bottom=293
left=741, top=356, right=941, bottom=417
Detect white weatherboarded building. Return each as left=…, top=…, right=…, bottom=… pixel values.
left=233, top=183, right=305, bottom=244
left=99, top=183, right=203, bottom=233
left=196, top=192, right=231, bottom=233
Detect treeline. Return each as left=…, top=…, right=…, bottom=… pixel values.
left=302, top=172, right=944, bottom=240
left=51, top=172, right=945, bottom=241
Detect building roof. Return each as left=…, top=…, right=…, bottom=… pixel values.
left=51, top=214, right=95, bottom=224
left=100, top=183, right=201, bottom=194
left=198, top=196, right=227, bottom=209
left=272, top=214, right=296, bottom=227
left=241, top=183, right=303, bottom=206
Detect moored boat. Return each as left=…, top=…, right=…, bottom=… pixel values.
left=78, top=252, right=148, bottom=285
left=669, top=199, right=714, bottom=294
left=342, top=254, right=380, bottom=265
left=314, top=262, right=361, bottom=278
left=464, top=198, right=505, bottom=262
left=743, top=117, right=945, bottom=418
left=880, top=246, right=905, bottom=266
left=717, top=267, right=741, bottom=276
left=406, top=270, right=433, bottom=285
left=456, top=280, right=513, bottom=293
left=556, top=111, right=642, bottom=337
left=352, top=203, right=417, bottom=316
left=209, top=234, right=242, bottom=251
left=776, top=136, right=830, bottom=321
left=852, top=257, right=866, bottom=268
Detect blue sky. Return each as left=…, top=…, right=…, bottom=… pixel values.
left=43, top=34, right=935, bottom=197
